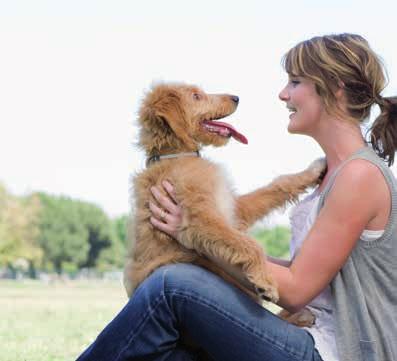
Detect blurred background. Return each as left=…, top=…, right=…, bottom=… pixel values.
left=1, top=0, right=396, bottom=360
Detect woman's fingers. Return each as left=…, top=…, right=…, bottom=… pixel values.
left=150, top=216, right=176, bottom=238
left=149, top=181, right=182, bottom=240
left=149, top=201, right=178, bottom=239
left=150, top=185, right=180, bottom=215
left=149, top=201, right=170, bottom=223
left=162, top=180, right=178, bottom=204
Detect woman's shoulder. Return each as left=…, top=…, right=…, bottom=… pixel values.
left=326, top=158, right=390, bottom=220
left=329, top=158, right=389, bottom=198
left=337, top=158, right=385, bottom=183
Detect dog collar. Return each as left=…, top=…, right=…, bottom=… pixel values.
left=146, top=151, right=201, bottom=167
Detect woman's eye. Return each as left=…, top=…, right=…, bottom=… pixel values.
left=291, top=80, right=300, bottom=86
left=193, top=93, right=202, bottom=100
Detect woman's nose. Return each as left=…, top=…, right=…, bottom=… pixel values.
left=278, top=86, right=289, bottom=101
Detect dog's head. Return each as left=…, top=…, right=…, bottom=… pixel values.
left=138, top=83, right=247, bottom=155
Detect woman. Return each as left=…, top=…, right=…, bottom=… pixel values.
left=76, top=34, right=397, bottom=361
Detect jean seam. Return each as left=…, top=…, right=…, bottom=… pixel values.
left=115, top=292, right=165, bottom=361
left=166, top=289, right=308, bottom=361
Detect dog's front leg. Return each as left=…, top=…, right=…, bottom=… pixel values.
left=178, top=212, right=278, bottom=302
left=235, top=158, right=326, bottom=230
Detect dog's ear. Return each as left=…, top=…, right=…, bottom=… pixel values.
left=139, top=86, right=196, bottom=150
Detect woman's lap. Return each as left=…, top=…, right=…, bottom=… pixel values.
left=76, top=263, right=322, bottom=361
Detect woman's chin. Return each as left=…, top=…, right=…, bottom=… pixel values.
left=287, top=121, right=299, bottom=134
left=287, top=115, right=306, bottom=134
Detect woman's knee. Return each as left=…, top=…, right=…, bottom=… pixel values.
left=161, top=263, right=215, bottom=293
left=134, top=263, right=211, bottom=299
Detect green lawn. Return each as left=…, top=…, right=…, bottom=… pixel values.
left=1, top=277, right=280, bottom=361
left=0, top=280, right=127, bottom=361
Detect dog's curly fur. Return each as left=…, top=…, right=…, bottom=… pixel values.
left=124, top=82, right=325, bottom=305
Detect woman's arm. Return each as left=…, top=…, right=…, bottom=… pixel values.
left=267, top=160, right=389, bottom=312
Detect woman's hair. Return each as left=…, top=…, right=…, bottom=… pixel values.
left=282, top=33, right=397, bottom=165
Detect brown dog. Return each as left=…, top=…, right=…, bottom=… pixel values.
left=124, top=82, right=325, bottom=306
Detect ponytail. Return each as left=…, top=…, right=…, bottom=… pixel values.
left=370, top=96, right=397, bottom=166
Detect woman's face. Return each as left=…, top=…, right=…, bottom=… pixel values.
left=279, top=75, right=325, bottom=135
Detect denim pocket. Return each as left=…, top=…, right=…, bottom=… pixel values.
left=360, top=340, right=377, bottom=361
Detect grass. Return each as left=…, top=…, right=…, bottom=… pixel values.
left=1, top=277, right=281, bottom=361
left=0, top=279, right=127, bottom=361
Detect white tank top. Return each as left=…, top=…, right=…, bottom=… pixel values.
left=289, top=189, right=384, bottom=361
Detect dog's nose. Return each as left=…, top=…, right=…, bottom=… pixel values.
left=230, top=95, right=239, bottom=104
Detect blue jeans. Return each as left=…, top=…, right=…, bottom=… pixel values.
left=76, top=263, right=323, bottom=361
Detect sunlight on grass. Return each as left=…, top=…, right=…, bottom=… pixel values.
left=1, top=278, right=281, bottom=361
left=0, top=280, right=127, bottom=361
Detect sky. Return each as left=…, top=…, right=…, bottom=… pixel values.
left=1, top=0, right=396, bottom=225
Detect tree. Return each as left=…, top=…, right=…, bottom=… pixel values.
left=0, top=183, right=42, bottom=272
left=112, top=214, right=129, bottom=247
left=0, top=184, right=129, bottom=274
left=77, top=202, right=116, bottom=269
left=36, top=193, right=89, bottom=273
left=95, top=214, right=129, bottom=271
left=37, top=193, right=127, bottom=273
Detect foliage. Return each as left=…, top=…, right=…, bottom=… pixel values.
left=0, top=181, right=132, bottom=275
left=36, top=193, right=90, bottom=273
left=251, top=225, right=291, bottom=259
left=77, top=202, right=114, bottom=269
left=96, top=237, right=125, bottom=271
left=94, top=214, right=130, bottom=271
left=36, top=193, right=125, bottom=273
left=0, top=183, right=42, bottom=268
left=112, top=214, right=129, bottom=246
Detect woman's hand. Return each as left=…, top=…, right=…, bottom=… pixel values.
left=149, top=180, right=183, bottom=240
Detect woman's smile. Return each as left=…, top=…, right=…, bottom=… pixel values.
left=287, top=105, right=297, bottom=119
left=279, top=77, right=325, bottom=135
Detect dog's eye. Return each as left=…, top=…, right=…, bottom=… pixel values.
left=192, top=93, right=202, bottom=101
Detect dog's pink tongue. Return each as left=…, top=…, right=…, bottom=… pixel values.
left=205, top=120, right=248, bottom=144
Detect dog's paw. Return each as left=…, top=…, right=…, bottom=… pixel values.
left=254, top=282, right=279, bottom=303
left=306, top=157, right=327, bottom=184
left=247, top=268, right=279, bottom=303
left=294, top=308, right=316, bottom=327
left=279, top=308, right=316, bottom=328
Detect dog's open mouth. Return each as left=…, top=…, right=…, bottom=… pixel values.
left=202, top=120, right=248, bottom=144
